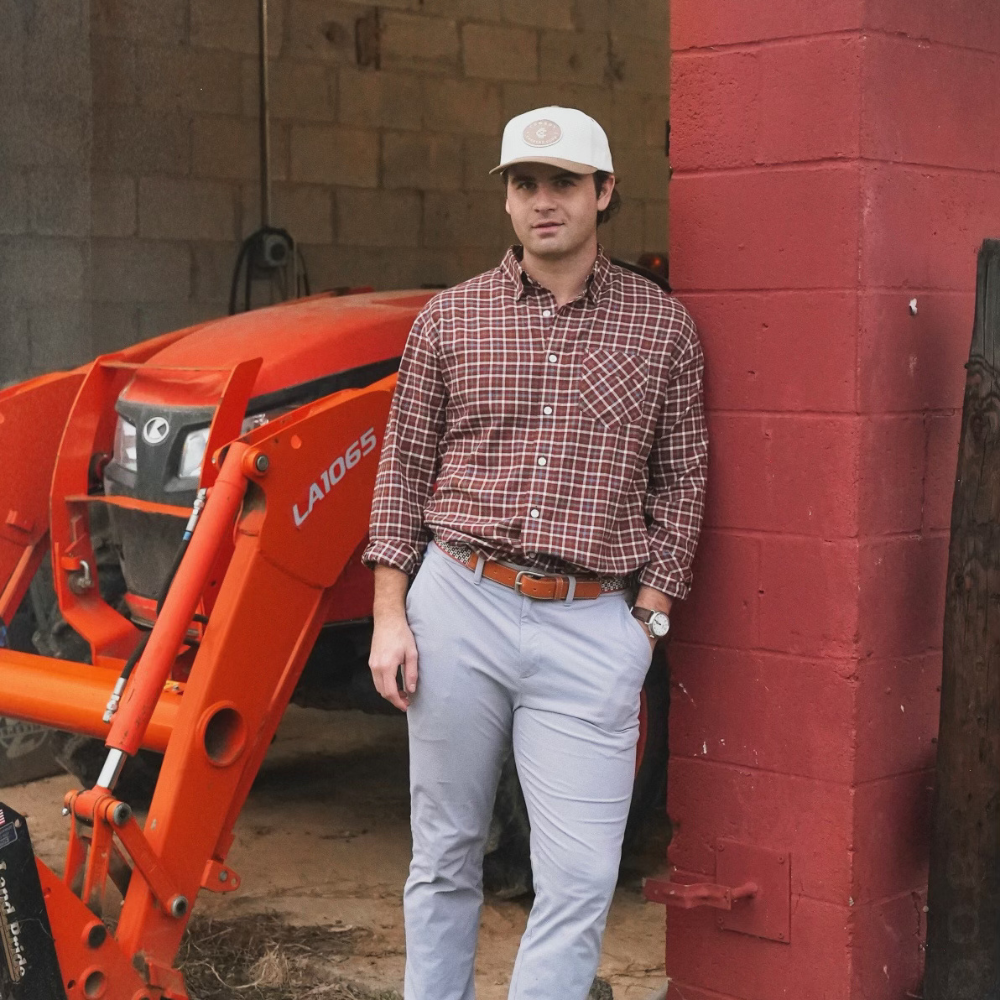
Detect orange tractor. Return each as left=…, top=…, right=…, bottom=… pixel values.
left=0, top=284, right=668, bottom=999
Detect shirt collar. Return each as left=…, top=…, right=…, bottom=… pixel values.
left=499, top=246, right=612, bottom=306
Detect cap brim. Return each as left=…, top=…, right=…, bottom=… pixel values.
left=489, top=155, right=602, bottom=176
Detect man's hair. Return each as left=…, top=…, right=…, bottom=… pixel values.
left=501, top=168, right=622, bottom=228
left=593, top=171, right=621, bottom=227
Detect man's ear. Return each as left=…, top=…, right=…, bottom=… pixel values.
left=597, top=174, right=616, bottom=211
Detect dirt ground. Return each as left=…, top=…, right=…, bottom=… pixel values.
left=10, top=706, right=671, bottom=999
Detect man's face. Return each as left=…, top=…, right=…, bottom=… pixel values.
left=504, top=163, right=614, bottom=260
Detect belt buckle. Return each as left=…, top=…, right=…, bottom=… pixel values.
left=513, top=569, right=546, bottom=595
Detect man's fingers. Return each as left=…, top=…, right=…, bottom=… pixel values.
left=373, top=663, right=409, bottom=711
left=403, top=645, right=419, bottom=694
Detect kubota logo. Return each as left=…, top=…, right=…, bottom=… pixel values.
left=293, top=427, right=377, bottom=528
left=143, top=416, right=170, bottom=445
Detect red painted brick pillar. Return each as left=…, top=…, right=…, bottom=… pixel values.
left=664, top=3, right=1000, bottom=998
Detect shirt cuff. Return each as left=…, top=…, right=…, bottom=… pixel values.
left=638, top=562, right=691, bottom=601
left=362, top=539, right=425, bottom=576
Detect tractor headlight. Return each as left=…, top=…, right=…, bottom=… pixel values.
left=113, top=417, right=138, bottom=472
left=178, top=408, right=293, bottom=480
left=178, top=426, right=211, bottom=480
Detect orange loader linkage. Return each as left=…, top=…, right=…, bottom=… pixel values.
left=0, top=369, right=394, bottom=999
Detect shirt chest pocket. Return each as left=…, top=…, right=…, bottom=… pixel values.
left=578, top=349, right=649, bottom=428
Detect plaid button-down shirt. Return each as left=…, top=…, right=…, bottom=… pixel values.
left=363, top=247, right=708, bottom=599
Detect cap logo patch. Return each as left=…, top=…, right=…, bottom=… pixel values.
left=522, top=119, right=562, bottom=147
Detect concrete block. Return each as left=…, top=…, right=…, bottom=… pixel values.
left=864, top=34, right=1000, bottom=173
left=419, top=0, right=502, bottom=21
left=339, top=68, right=423, bottom=130
left=0, top=31, right=25, bottom=107
left=423, top=78, right=502, bottom=136
left=383, top=132, right=463, bottom=191
left=269, top=185, right=334, bottom=244
left=501, top=0, right=573, bottom=30
left=686, top=290, right=857, bottom=413
left=91, top=0, right=187, bottom=43
left=0, top=237, right=86, bottom=303
left=865, top=0, right=1000, bottom=55
left=0, top=305, right=30, bottom=385
left=422, top=192, right=510, bottom=251
left=0, top=102, right=88, bottom=169
left=382, top=11, right=460, bottom=74
left=91, top=36, right=137, bottom=107
left=463, top=135, right=503, bottom=191
left=669, top=644, right=856, bottom=782
left=539, top=30, right=609, bottom=86
left=289, top=125, right=379, bottom=186
left=28, top=169, right=89, bottom=237
left=612, top=146, right=668, bottom=199
left=858, top=416, right=925, bottom=535
left=669, top=166, right=861, bottom=291
left=572, top=0, right=611, bottom=33
left=138, top=302, right=217, bottom=338
left=136, top=46, right=243, bottom=116
left=92, top=303, right=139, bottom=355
left=463, top=24, right=538, bottom=81
left=191, top=0, right=283, bottom=56
left=22, top=0, right=86, bottom=33
left=859, top=534, right=948, bottom=659
left=923, top=413, right=961, bottom=533
left=24, top=29, right=89, bottom=106
left=855, top=653, right=941, bottom=784
left=241, top=59, right=335, bottom=122
left=610, top=91, right=669, bottom=149
left=0, top=172, right=27, bottom=236
left=609, top=33, right=668, bottom=93
left=759, top=36, right=863, bottom=164
left=643, top=198, right=668, bottom=250
left=599, top=197, right=644, bottom=259
left=91, top=238, right=191, bottom=303
left=92, top=108, right=191, bottom=175
left=27, top=304, right=93, bottom=372
left=502, top=82, right=612, bottom=128
left=759, top=537, right=860, bottom=658
left=287, top=0, right=368, bottom=64
left=671, top=0, right=861, bottom=50
left=192, top=116, right=289, bottom=183
left=671, top=529, right=760, bottom=649
left=191, top=242, right=238, bottom=303
left=609, top=0, right=669, bottom=37
left=337, top=189, right=421, bottom=248
left=138, top=177, right=239, bottom=242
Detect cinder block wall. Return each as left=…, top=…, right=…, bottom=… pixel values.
left=2, top=0, right=670, bottom=383
left=0, top=0, right=94, bottom=381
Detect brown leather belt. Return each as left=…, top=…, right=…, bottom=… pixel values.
left=435, top=541, right=627, bottom=601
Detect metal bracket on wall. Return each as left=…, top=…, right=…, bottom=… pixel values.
left=644, top=840, right=791, bottom=944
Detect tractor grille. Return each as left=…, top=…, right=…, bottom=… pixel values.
left=107, top=505, right=187, bottom=601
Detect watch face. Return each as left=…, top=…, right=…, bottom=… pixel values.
left=648, top=611, right=670, bottom=637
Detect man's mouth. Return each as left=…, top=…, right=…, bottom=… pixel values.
left=533, top=222, right=562, bottom=232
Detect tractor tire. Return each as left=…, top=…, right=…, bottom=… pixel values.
left=483, top=647, right=670, bottom=899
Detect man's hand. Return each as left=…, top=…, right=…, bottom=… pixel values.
left=634, top=585, right=672, bottom=651
left=369, top=566, right=418, bottom=712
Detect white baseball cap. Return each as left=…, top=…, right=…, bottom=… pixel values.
left=490, top=106, right=614, bottom=176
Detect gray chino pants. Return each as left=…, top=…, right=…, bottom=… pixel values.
left=403, top=542, right=653, bottom=1000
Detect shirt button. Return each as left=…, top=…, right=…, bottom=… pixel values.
left=537, top=456, right=547, bottom=467
left=547, top=353, right=558, bottom=363
left=530, top=508, right=540, bottom=519
left=543, top=405, right=553, bottom=415
left=542, top=309, right=552, bottom=318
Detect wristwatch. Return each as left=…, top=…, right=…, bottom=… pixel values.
left=631, top=606, right=670, bottom=639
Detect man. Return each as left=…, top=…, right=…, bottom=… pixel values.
left=363, top=106, right=708, bottom=1000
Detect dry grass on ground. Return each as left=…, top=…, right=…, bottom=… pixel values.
left=177, top=913, right=401, bottom=1000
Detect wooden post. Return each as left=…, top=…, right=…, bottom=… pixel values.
left=924, top=239, right=1000, bottom=999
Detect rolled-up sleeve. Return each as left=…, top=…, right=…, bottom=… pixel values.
left=640, top=311, right=708, bottom=599
left=362, top=308, right=447, bottom=575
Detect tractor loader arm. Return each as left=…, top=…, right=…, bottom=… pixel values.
left=0, top=375, right=396, bottom=1000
